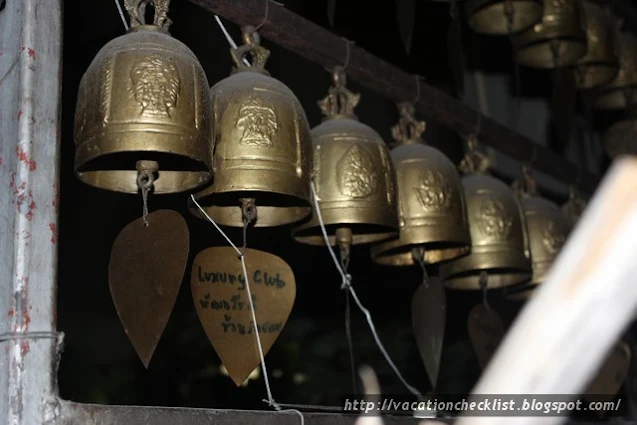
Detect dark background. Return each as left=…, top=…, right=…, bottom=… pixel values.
left=57, top=0, right=633, bottom=413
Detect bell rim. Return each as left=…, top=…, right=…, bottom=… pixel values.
left=503, top=282, right=536, bottom=301
left=189, top=203, right=313, bottom=228
left=513, top=37, right=588, bottom=68
left=465, top=0, right=543, bottom=35
left=76, top=169, right=211, bottom=194
left=293, top=229, right=398, bottom=247
left=573, top=61, right=620, bottom=90
left=442, top=269, right=532, bottom=290
left=592, top=84, right=637, bottom=109
left=371, top=243, right=471, bottom=266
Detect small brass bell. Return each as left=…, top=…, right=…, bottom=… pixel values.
left=74, top=0, right=212, bottom=193
left=292, top=66, right=398, bottom=253
left=572, top=1, right=619, bottom=90
left=593, top=29, right=637, bottom=109
left=512, top=0, right=587, bottom=68
left=370, top=103, right=470, bottom=266
left=440, top=138, right=531, bottom=290
left=465, top=0, right=543, bottom=35
left=504, top=166, right=570, bottom=301
left=562, top=185, right=587, bottom=229
left=602, top=115, right=637, bottom=159
left=190, top=26, right=312, bottom=227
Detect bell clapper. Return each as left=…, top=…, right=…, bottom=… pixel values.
left=239, top=198, right=257, bottom=255
left=335, top=227, right=353, bottom=274
left=136, top=160, right=159, bottom=227
left=479, top=271, right=490, bottom=310
left=503, top=0, right=515, bottom=34
left=411, top=246, right=429, bottom=287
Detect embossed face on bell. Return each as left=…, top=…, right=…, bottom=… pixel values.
left=542, top=220, right=567, bottom=254
left=129, top=54, right=181, bottom=118
left=337, top=144, right=379, bottom=198
left=416, top=170, right=452, bottom=212
left=235, top=97, right=279, bottom=147
left=477, top=199, right=512, bottom=240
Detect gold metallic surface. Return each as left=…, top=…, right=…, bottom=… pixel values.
left=573, top=2, right=619, bottom=90
left=74, top=0, right=212, bottom=194
left=190, top=27, right=312, bottom=227
left=562, top=185, right=587, bottom=228
left=505, top=167, right=569, bottom=300
left=292, top=67, right=398, bottom=246
left=108, top=209, right=189, bottom=367
left=440, top=139, right=531, bottom=290
left=512, top=0, right=587, bottom=68
left=602, top=118, right=637, bottom=158
left=465, top=0, right=543, bottom=35
left=593, top=31, right=637, bottom=109
left=370, top=103, right=470, bottom=266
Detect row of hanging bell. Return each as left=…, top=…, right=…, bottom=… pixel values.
left=465, top=0, right=543, bottom=35
left=440, top=138, right=531, bottom=290
left=504, top=165, right=571, bottom=301
left=292, top=66, right=398, bottom=258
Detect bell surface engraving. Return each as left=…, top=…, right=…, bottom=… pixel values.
left=476, top=199, right=512, bottom=240
left=542, top=220, right=567, bottom=254
left=337, top=144, right=378, bottom=198
left=415, top=169, right=453, bottom=212
left=129, top=54, right=181, bottom=117
left=235, top=96, right=279, bottom=147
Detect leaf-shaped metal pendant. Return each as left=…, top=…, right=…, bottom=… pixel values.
left=108, top=209, right=189, bottom=368
left=327, top=0, right=337, bottom=27
left=192, top=247, right=296, bottom=386
left=447, top=18, right=465, bottom=97
left=584, top=341, right=631, bottom=404
left=467, top=303, right=505, bottom=370
left=411, top=277, right=447, bottom=388
left=396, top=0, right=416, bottom=55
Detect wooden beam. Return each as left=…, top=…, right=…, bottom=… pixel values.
left=187, top=0, right=600, bottom=194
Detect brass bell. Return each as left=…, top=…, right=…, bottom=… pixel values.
left=440, top=138, right=531, bottom=290
left=512, top=0, right=587, bottom=69
left=74, top=0, right=212, bottom=194
left=561, top=185, right=587, bottom=228
left=504, top=166, right=570, bottom=301
left=592, top=29, right=637, bottom=109
left=370, top=103, right=470, bottom=266
left=190, top=26, right=312, bottom=227
left=292, top=66, right=398, bottom=254
left=465, top=0, right=543, bottom=35
left=572, top=1, right=619, bottom=90
left=602, top=116, right=637, bottom=158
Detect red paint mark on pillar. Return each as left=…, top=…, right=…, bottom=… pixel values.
left=20, top=341, right=30, bottom=356
left=16, top=146, right=36, bottom=171
left=52, top=184, right=60, bottom=209
left=49, top=223, right=57, bottom=245
left=27, top=48, right=35, bottom=59
left=0, top=157, right=3, bottom=166
left=8, top=309, right=14, bottom=317
left=17, top=109, right=22, bottom=121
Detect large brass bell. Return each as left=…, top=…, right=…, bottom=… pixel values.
left=190, top=26, right=312, bottom=227
left=504, top=166, right=570, bottom=301
left=512, top=0, right=587, bottom=68
left=370, top=103, right=470, bottom=266
left=440, top=138, right=531, bottom=290
left=592, top=30, right=637, bottom=109
left=572, top=1, right=619, bottom=90
left=74, top=0, right=212, bottom=193
left=292, top=66, right=398, bottom=254
left=465, top=0, right=543, bottom=35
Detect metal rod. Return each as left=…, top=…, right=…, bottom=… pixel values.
left=187, top=0, right=600, bottom=194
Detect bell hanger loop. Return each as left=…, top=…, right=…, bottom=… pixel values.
left=459, top=132, right=490, bottom=176
left=319, top=49, right=360, bottom=121
left=391, top=102, right=427, bottom=148
left=124, top=0, right=172, bottom=32
left=231, top=26, right=270, bottom=71
left=136, top=160, right=158, bottom=227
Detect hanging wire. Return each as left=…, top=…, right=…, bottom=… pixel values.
left=114, top=0, right=129, bottom=31
left=309, top=183, right=423, bottom=399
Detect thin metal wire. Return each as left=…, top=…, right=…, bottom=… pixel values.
left=114, top=0, right=129, bottom=31
left=342, top=37, right=354, bottom=71
left=213, top=15, right=251, bottom=67
left=309, top=182, right=423, bottom=399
